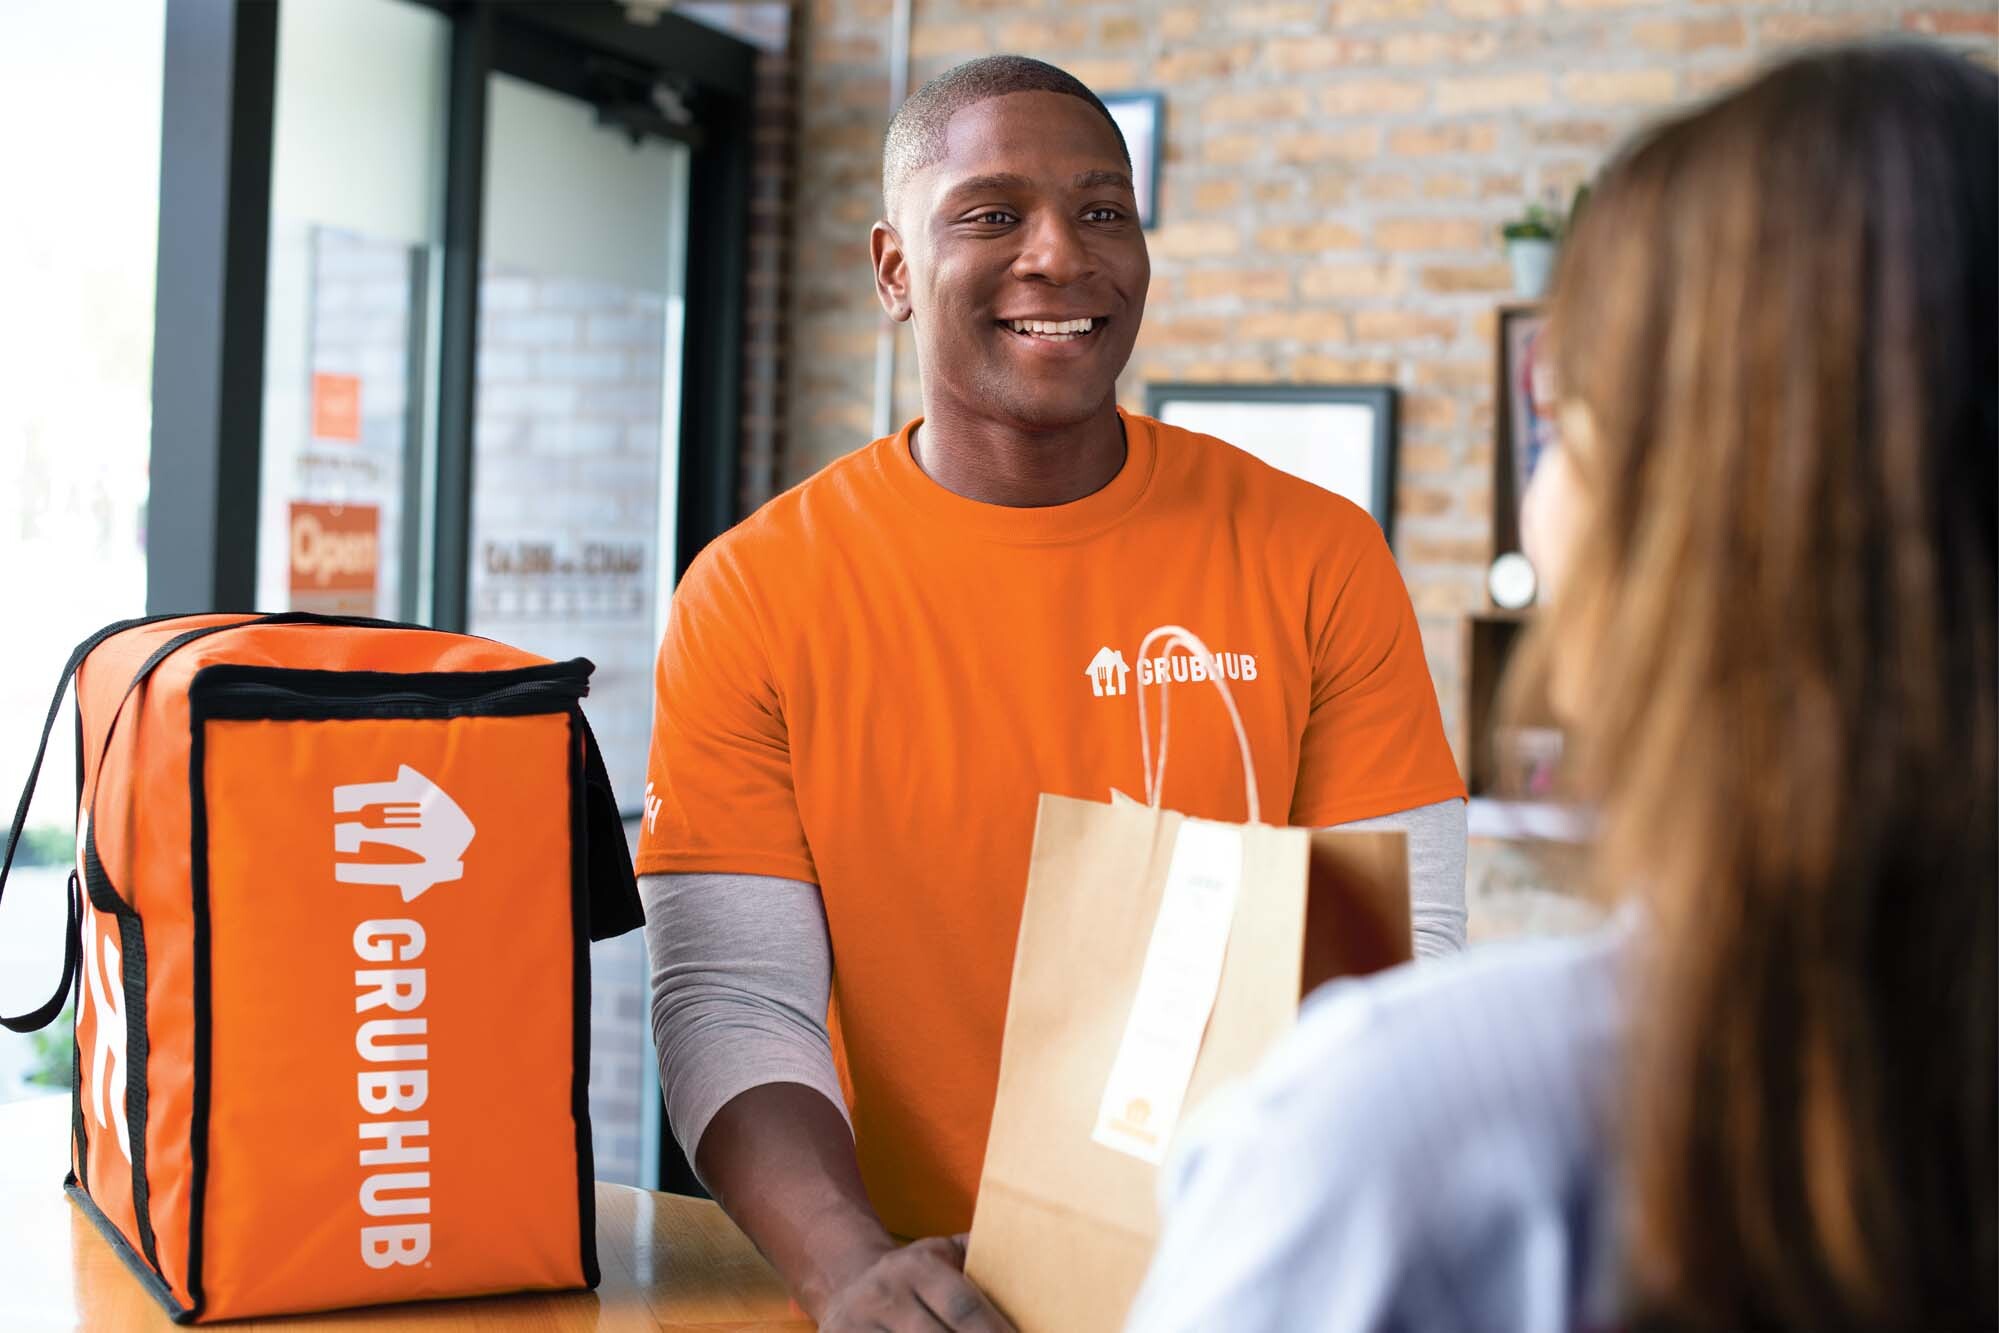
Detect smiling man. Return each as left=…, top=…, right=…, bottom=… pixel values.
left=637, top=57, right=1467, bottom=1330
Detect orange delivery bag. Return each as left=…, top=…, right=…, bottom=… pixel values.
left=0, top=612, right=645, bottom=1322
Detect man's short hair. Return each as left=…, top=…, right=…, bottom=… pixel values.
left=882, top=55, right=1131, bottom=217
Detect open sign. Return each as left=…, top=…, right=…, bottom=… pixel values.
left=290, top=502, right=379, bottom=593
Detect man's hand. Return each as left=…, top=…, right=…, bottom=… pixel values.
left=817, top=1234, right=1014, bottom=1332
left=695, top=1085, right=1013, bottom=1330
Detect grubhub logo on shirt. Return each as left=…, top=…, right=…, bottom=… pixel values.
left=335, top=764, right=474, bottom=1273
left=1085, top=644, right=1258, bottom=698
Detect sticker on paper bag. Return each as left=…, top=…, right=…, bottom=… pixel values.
left=1092, top=820, right=1244, bottom=1162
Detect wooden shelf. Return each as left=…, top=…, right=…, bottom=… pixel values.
left=1462, top=612, right=1535, bottom=795
left=1470, top=605, right=1534, bottom=624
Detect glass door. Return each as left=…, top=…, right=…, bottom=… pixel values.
left=469, top=71, right=688, bottom=812
left=255, top=0, right=450, bottom=624
left=0, top=0, right=164, bottom=1103
left=468, top=66, right=692, bottom=1191
left=147, top=0, right=752, bottom=1192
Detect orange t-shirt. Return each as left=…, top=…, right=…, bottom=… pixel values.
left=637, top=410, right=1463, bottom=1237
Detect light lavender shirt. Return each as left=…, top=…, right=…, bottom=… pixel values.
left=1126, top=918, right=1633, bottom=1333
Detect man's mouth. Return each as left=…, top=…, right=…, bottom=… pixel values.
left=1000, top=317, right=1105, bottom=343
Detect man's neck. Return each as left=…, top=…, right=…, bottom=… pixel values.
left=908, top=395, right=1127, bottom=508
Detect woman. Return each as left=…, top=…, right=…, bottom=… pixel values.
left=1127, top=42, right=1995, bottom=1332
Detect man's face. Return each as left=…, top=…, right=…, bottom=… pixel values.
left=876, top=91, right=1150, bottom=432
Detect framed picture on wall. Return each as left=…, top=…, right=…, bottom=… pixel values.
left=1496, top=304, right=1554, bottom=553
left=1145, top=382, right=1399, bottom=543
left=1100, top=91, right=1164, bottom=229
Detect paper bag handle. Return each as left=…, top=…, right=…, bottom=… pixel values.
left=1135, top=624, right=1261, bottom=824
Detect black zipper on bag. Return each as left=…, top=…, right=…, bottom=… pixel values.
left=188, top=660, right=592, bottom=721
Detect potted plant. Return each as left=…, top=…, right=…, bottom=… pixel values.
left=1500, top=203, right=1561, bottom=299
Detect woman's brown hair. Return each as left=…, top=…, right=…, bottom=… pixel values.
left=1524, top=42, right=1996, bottom=1328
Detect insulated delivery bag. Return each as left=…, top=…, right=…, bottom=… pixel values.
left=0, top=613, right=645, bottom=1322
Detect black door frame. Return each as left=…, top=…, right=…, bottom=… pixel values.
left=147, top=0, right=279, bottom=615
left=147, top=0, right=755, bottom=625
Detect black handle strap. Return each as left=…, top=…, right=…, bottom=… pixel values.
left=5, top=611, right=445, bottom=1029
left=1, top=614, right=187, bottom=1033
left=6, top=610, right=634, bottom=1025
left=578, top=710, right=644, bottom=942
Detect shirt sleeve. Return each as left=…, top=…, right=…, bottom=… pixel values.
left=635, top=542, right=817, bottom=883
left=641, top=871, right=848, bottom=1182
left=1290, top=522, right=1465, bottom=828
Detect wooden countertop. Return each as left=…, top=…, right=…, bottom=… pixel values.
left=0, top=1094, right=812, bottom=1330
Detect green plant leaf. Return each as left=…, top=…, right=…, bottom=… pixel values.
left=13, top=826, right=75, bottom=869
left=23, top=1003, right=75, bottom=1089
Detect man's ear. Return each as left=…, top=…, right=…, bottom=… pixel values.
left=871, top=220, right=913, bottom=323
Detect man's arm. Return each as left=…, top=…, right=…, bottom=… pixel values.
left=642, top=873, right=1008, bottom=1329
left=698, top=1085, right=902, bottom=1314
left=642, top=872, right=886, bottom=1309
left=1291, top=518, right=1469, bottom=923
left=643, top=872, right=848, bottom=1160
left=1324, top=797, right=1468, bottom=959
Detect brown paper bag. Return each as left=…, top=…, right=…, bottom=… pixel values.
left=965, top=627, right=1412, bottom=1332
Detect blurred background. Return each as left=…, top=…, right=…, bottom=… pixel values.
left=1, top=0, right=1991, bottom=1188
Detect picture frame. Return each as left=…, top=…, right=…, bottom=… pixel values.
left=1100, top=91, right=1164, bottom=230
left=1144, top=382, right=1400, bottom=544
left=1494, top=304, right=1553, bottom=556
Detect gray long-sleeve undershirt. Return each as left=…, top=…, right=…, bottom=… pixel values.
left=643, top=798, right=1467, bottom=1180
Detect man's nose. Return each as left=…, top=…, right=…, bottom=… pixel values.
left=1011, top=212, right=1094, bottom=285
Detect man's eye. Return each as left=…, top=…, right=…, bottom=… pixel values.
left=973, top=210, right=1015, bottom=225
left=1085, top=207, right=1125, bottom=223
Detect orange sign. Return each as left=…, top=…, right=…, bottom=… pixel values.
left=312, top=373, right=361, bottom=442
left=289, top=502, right=379, bottom=613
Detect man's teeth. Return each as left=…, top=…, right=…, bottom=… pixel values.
left=1008, top=318, right=1096, bottom=337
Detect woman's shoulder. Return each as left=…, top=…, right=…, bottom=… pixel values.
left=1130, top=921, right=1635, bottom=1333
left=1189, top=920, right=1630, bottom=1205
left=1282, top=917, right=1627, bottom=1121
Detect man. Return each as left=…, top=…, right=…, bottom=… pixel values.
left=638, top=56, right=1467, bottom=1330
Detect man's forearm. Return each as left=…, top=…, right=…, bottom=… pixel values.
left=696, top=1082, right=898, bottom=1319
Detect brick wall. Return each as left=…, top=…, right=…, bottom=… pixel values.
left=741, top=29, right=802, bottom=513
left=587, top=927, right=651, bottom=1185
left=787, top=0, right=1996, bottom=756
left=466, top=265, right=671, bottom=1185
left=687, top=1, right=802, bottom=514
left=469, top=266, right=665, bottom=808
